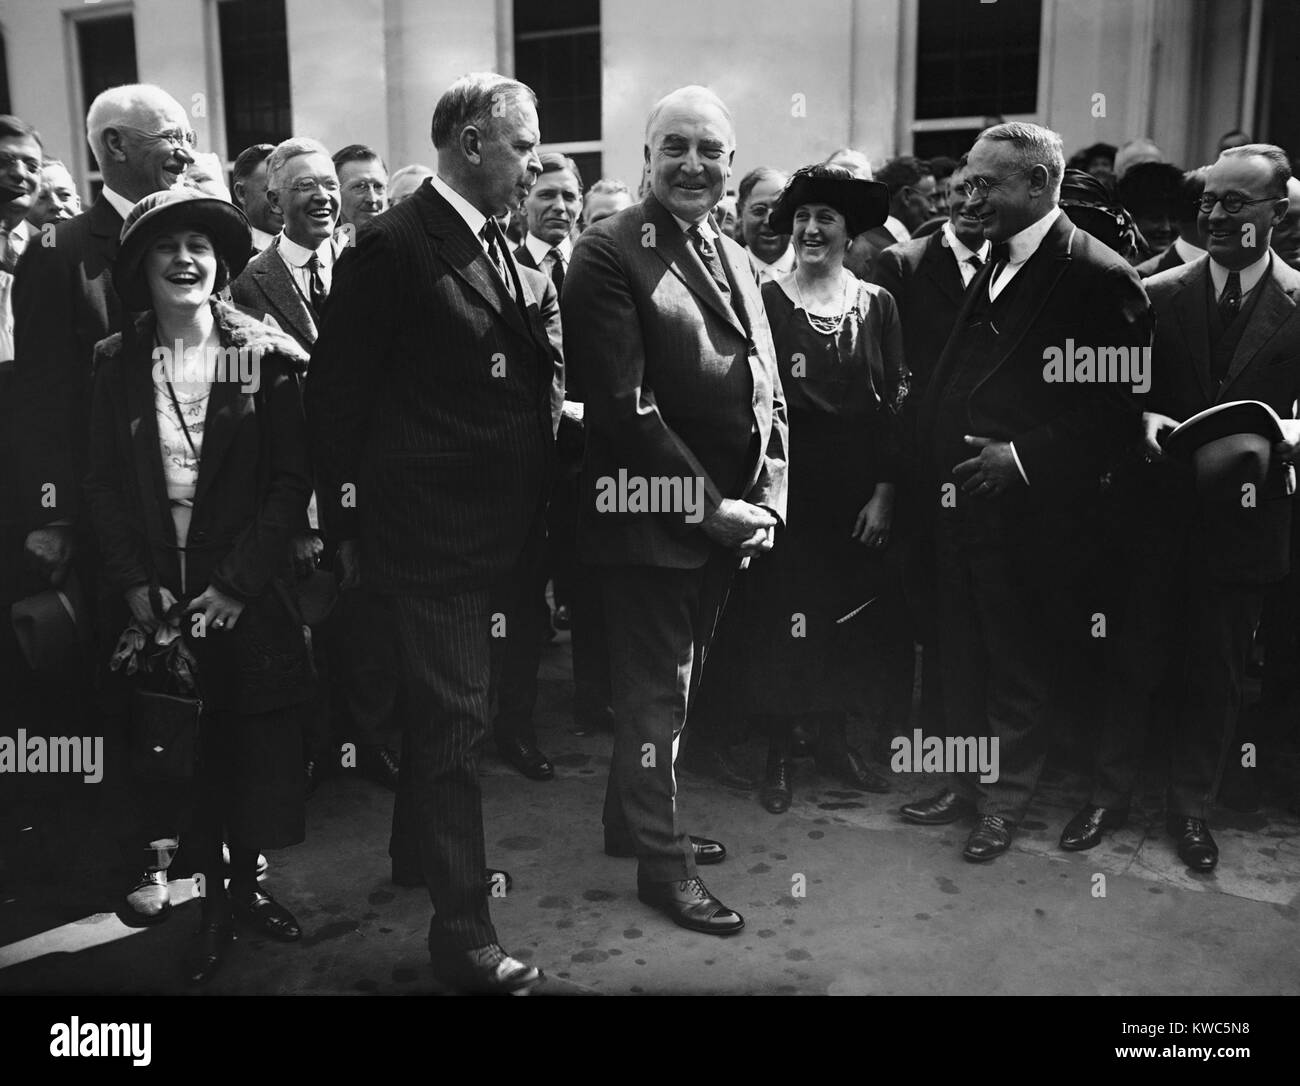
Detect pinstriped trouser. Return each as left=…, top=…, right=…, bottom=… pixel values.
left=386, top=588, right=497, bottom=953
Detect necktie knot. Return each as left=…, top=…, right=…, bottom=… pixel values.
left=991, top=242, right=1011, bottom=268
left=304, top=251, right=328, bottom=315
left=688, top=224, right=730, bottom=296
left=967, top=253, right=983, bottom=269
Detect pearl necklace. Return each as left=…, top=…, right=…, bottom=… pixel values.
left=794, top=272, right=854, bottom=337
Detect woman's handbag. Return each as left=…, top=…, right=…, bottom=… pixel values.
left=111, top=592, right=204, bottom=783
left=128, top=685, right=202, bottom=783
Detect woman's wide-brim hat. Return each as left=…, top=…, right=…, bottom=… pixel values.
left=116, top=188, right=253, bottom=311
left=768, top=169, right=890, bottom=238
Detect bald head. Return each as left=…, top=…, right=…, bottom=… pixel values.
left=643, top=85, right=735, bottom=224
left=86, top=83, right=194, bottom=201
left=645, top=85, right=734, bottom=147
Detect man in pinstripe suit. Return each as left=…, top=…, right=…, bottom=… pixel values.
left=306, top=73, right=557, bottom=994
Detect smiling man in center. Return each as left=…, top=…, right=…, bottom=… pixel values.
left=563, top=85, right=788, bottom=937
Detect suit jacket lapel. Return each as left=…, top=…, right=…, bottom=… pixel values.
left=976, top=214, right=1073, bottom=387
left=644, top=196, right=748, bottom=341
left=419, top=188, right=533, bottom=345
left=921, top=233, right=966, bottom=308
left=123, top=318, right=176, bottom=550
left=88, top=196, right=123, bottom=260
left=1219, top=259, right=1300, bottom=398
left=1170, top=258, right=1214, bottom=402
left=255, top=241, right=317, bottom=347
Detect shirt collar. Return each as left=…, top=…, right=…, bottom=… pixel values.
left=748, top=245, right=795, bottom=275
left=1210, top=249, right=1271, bottom=297
left=883, top=215, right=911, bottom=244
left=672, top=212, right=717, bottom=241
left=431, top=173, right=488, bottom=243
left=941, top=221, right=990, bottom=264
left=250, top=226, right=276, bottom=253
left=277, top=230, right=335, bottom=268
left=524, top=231, right=572, bottom=265
left=101, top=185, right=137, bottom=223
left=1005, top=206, right=1063, bottom=264
left=1173, top=235, right=1205, bottom=264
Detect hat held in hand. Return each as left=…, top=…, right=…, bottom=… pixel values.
left=11, top=571, right=92, bottom=672
left=1161, top=400, right=1285, bottom=498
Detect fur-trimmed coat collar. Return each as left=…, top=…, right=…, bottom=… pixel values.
left=98, top=298, right=310, bottom=375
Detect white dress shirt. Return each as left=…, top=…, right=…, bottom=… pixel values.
left=0, top=218, right=31, bottom=361
left=276, top=231, right=339, bottom=302
left=1173, top=235, right=1205, bottom=265
left=941, top=222, right=991, bottom=288
left=748, top=245, right=796, bottom=284
left=988, top=206, right=1063, bottom=301
left=100, top=185, right=137, bottom=223
left=1209, top=248, right=1271, bottom=301
left=985, top=207, right=1065, bottom=485
left=251, top=226, right=276, bottom=253
left=883, top=215, right=911, bottom=245
left=523, top=231, right=572, bottom=277
left=431, top=173, right=490, bottom=253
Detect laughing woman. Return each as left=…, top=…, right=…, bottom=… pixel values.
left=85, top=189, right=315, bottom=983
left=750, top=165, right=910, bottom=813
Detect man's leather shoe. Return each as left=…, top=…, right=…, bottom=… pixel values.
left=963, top=814, right=1013, bottom=861
left=187, top=917, right=234, bottom=985
left=816, top=746, right=891, bottom=793
left=497, top=737, right=554, bottom=781
left=900, top=789, right=974, bottom=825
left=637, top=876, right=744, bottom=935
left=393, top=863, right=513, bottom=894
left=603, top=836, right=726, bottom=864
left=125, top=870, right=170, bottom=922
left=761, top=753, right=792, bottom=813
left=230, top=887, right=302, bottom=941
left=1059, top=804, right=1128, bottom=851
left=552, top=604, right=572, bottom=631
left=357, top=744, right=401, bottom=792
left=430, top=942, right=543, bottom=994
left=1168, top=816, right=1218, bottom=871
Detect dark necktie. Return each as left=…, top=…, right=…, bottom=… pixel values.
left=480, top=222, right=517, bottom=299
left=1218, top=271, right=1242, bottom=326
left=688, top=224, right=731, bottom=297
left=966, top=253, right=983, bottom=270
left=547, top=247, right=565, bottom=295
left=305, top=252, right=328, bottom=316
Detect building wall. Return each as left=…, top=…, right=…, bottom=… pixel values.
left=0, top=0, right=1266, bottom=202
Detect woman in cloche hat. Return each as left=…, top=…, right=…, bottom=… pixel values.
left=84, top=188, right=315, bottom=983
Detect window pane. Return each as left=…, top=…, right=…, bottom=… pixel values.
left=515, top=0, right=599, bottom=36
left=513, top=0, right=601, bottom=145
left=218, top=0, right=291, bottom=156
left=916, top=0, right=1041, bottom=120
left=77, top=15, right=138, bottom=120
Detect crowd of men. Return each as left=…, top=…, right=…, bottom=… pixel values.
left=2, top=72, right=1300, bottom=994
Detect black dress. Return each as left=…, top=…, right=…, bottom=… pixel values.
left=745, top=277, right=909, bottom=714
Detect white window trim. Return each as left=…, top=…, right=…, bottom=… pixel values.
left=899, top=0, right=1054, bottom=155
